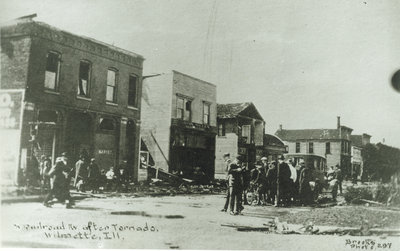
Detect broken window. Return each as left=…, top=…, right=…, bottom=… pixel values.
left=99, top=118, right=115, bottom=131
left=106, top=69, right=117, bottom=102
left=44, top=52, right=60, bottom=90
left=176, top=97, right=184, bottom=119
left=184, top=100, right=191, bottom=121
left=241, top=125, right=251, bottom=144
left=203, top=102, right=210, bottom=125
left=218, top=122, right=225, bottom=136
left=78, top=61, right=91, bottom=97
left=128, top=75, right=137, bottom=107
left=176, top=96, right=192, bottom=121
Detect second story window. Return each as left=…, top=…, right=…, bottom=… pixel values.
left=106, top=69, right=117, bottom=103
left=218, top=122, right=225, bottom=136
left=44, top=51, right=61, bottom=91
left=309, top=142, right=314, bottom=153
left=78, top=60, right=91, bottom=97
left=241, top=125, right=251, bottom=144
left=296, top=142, right=300, bottom=153
left=203, top=102, right=210, bottom=125
left=326, top=142, right=331, bottom=154
left=128, top=75, right=137, bottom=107
left=176, top=96, right=191, bottom=121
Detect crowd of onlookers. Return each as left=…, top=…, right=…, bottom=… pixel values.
left=221, top=153, right=343, bottom=215
left=20, top=152, right=132, bottom=208
left=25, top=153, right=131, bottom=194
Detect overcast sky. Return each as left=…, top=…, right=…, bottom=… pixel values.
left=1, top=0, right=399, bottom=147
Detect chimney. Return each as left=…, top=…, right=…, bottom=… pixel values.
left=337, top=116, right=341, bottom=129
left=279, top=124, right=282, bottom=130
left=383, top=138, right=385, bottom=144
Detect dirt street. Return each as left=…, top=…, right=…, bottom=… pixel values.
left=1, top=194, right=399, bottom=250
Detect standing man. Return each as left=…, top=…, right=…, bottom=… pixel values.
left=277, top=155, right=291, bottom=207
left=61, top=153, right=74, bottom=208
left=228, top=155, right=245, bottom=215
left=39, top=155, right=52, bottom=192
left=74, top=155, right=88, bottom=191
left=221, top=153, right=232, bottom=212
left=335, top=165, right=343, bottom=195
left=87, top=158, right=101, bottom=193
left=299, top=162, right=313, bottom=206
left=266, top=161, right=277, bottom=205
left=254, top=157, right=268, bottom=205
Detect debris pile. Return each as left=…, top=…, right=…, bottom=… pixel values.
left=344, top=182, right=400, bottom=208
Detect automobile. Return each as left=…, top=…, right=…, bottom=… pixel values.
left=284, top=153, right=338, bottom=200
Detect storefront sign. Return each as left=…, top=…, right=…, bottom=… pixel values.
left=0, top=90, right=24, bottom=185
left=0, top=90, right=24, bottom=130
left=98, top=149, right=113, bottom=155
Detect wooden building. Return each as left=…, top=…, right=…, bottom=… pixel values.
left=215, top=102, right=265, bottom=179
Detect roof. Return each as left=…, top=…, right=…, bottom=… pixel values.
left=217, top=102, right=264, bottom=121
left=275, top=129, right=341, bottom=141
left=264, top=134, right=285, bottom=147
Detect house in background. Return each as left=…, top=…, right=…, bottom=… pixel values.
left=215, top=102, right=264, bottom=179
left=350, top=133, right=371, bottom=181
left=140, top=71, right=217, bottom=181
left=275, top=117, right=353, bottom=176
left=1, top=17, right=144, bottom=183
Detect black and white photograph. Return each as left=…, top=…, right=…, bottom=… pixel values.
left=1, top=0, right=399, bottom=250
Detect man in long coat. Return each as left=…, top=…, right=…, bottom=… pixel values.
left=74, top=155, right=88, bottom=191
left=266, top=161, right=277, bottom=205
left=299, top=164, right=314, bottom=205
left=277, top=156, right=292, bottom=206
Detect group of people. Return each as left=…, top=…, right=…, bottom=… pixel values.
left=42, top=153, right=74, bottom=208
left=38, top=151, right=131, bottom=208
left=221, top=153, right=343, bottom=215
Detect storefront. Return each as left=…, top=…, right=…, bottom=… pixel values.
left=169, top=120, right=216, bottom=180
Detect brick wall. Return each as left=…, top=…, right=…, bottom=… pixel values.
left=2, top=22, right=144, bottom=119
left=1, top=36, right=31, bottom=89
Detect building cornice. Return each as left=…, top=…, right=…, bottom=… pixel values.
left=1, top=22, right=144, bottom=69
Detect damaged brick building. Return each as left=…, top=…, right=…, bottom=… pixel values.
left=1, top=17, right=144, bottom=183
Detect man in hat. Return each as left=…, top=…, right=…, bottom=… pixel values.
left=277, top=155, right=291, bottom=206
left=266, top=161, right=277, bottom=205
left=254, top=157, right=269, bottom=205
left=227, top=155, right=245, bottom=215
left=221, top=153, right=232, bottom=212
left=39, top=154, right=52, bottom=192
left=334, top=164, right=343, bottom=194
